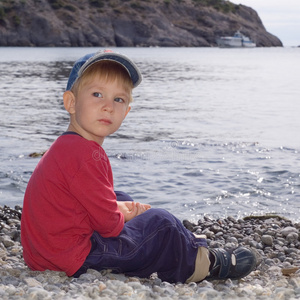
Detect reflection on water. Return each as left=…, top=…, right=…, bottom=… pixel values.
left=110, top=139, right=299, bottom=221
left=1, top=61, right=70, bottom=142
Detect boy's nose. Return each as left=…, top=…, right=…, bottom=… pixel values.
left=102, top=99, right=114, bottom=113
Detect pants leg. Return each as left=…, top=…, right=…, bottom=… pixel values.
left=75, top=208, right=207, bottom=283
left=114, top=191, right=134, bottom=202
left=186, top=247, right=210, bottom=283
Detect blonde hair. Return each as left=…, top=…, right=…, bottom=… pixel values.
left=71, top=61, right=134, bottom=102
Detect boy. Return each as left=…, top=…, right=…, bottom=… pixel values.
left=21, top=49, right=256, bottom=283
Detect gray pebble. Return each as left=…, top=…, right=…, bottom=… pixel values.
left=261, top=235, right=274, bottom=246
left=286, top=232, right=299, bottom=243
left=281, top=226, right=298, bottom=237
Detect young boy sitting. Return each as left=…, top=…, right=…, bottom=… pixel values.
left=21, top=49, right=256, bottom=283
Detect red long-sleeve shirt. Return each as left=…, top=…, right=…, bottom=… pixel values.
left=21, top=133, right=124, bottom=276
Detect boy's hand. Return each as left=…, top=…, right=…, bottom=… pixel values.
left=117, top=201, right=151, bottom=222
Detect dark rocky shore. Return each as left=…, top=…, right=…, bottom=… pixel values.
left=0, top=0, right=282, bottom=47
left=1, top=205, right=300, bottom=299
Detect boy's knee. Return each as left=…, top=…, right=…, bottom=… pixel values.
left=141, top=209, right=184, bottom=233
left=143, top=208, right=176, bottom=224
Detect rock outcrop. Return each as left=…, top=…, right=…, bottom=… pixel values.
left=0, top=0, right=282, bottom=47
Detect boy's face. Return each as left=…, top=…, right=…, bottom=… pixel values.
left=64, top=75, right=131, bottom=145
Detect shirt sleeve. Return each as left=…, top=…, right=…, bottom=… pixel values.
left=69, top=154, right=124, bottom=238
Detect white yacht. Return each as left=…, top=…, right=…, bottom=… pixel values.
left=216, top=31, right=256, bottom=48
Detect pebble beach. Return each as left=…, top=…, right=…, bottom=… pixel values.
left=1, top=205, right=300, bottom=300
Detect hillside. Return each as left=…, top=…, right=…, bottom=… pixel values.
left=0, top=0, right=282, bottom=47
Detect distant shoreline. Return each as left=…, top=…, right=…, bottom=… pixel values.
left=0, top=0, right=282, bottom=47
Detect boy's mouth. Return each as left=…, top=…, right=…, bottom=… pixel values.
left=98, top=119, right=112, bottom=125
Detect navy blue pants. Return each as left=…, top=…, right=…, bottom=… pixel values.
left=73, top=191, right=207, bottom=283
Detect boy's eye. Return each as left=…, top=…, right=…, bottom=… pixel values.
left=114, top=97, right=125, bottom=103
left=93, top=92, right=103, bottom=98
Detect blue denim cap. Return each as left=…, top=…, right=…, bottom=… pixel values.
left=66, top=49, right=142, bottom=91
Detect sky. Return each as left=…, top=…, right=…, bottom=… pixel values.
left=229, top=0, right=300, bottom=46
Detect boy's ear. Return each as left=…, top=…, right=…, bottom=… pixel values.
left=125, top=106, right=131, bottom=117
left=63, top=91, right=76, bottom=114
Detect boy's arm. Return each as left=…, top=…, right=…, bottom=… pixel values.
left=117, top=201, right=151, bottom=222
left=71, top=160, right=125, bottom=238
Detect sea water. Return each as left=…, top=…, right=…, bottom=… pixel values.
left=0, top=47, right=299, bottom=222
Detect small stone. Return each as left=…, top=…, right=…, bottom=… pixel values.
left=281, top=267, right=300, bottom=276
left=0, top=236, right=15, bottom=248
left=291, top=278, right=300, bottom=288
left=24, top=277, right=42, bottom=287
left=242, top=237, right=252, bottom=245
left=27, top=287, right=50, bottom=298
left=278, top=255, right=286, bottom=262
left=202, top=229, right=214, bottom=238
left=210, top=225, right=222, bottom=233
left=227, top=216, right=236, bottom=223
left=249, top=240, right=258, bottom=248
left=183, top=220, right=196, bottom=231
left=274, top=287, right=295, bottom=299
left=215, top=232, right=223, bottom=237
left=254, top=228, right=264, bottom=236
left=257, top=242, right=264, bottom=250
left=227, top=237, right=238, bottom=244
left=233, top=233, right=244, bottom=239
left=195, top=228, right=203, bottom=235
left=285, top=258, right=294, bottom=265
left=295, top=287, right=300, bottom=295
left=261, top=235, right=273, bottom=246
left=265, top=258, right=276, bottom=266
left=264, top=229, right=276, bottom=236
left=286, top=232, right=299, bottom=243
left=281, top=227, right=298, bottom=237
left=209, top=241, right=224, bottom=248
left=225, top=242, right=237, bottom=249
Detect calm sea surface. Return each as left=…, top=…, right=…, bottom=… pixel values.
left=0, top=47, right=299, bottom=222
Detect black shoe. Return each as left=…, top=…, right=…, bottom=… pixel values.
left=206, top=247, right=256, bottom=280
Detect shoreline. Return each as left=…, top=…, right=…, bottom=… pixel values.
left=1, top=205, right=300, bottom=299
